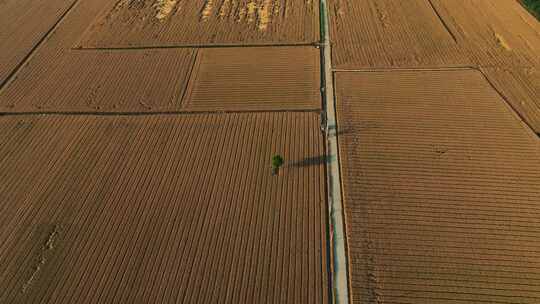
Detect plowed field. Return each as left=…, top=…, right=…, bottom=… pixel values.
left=0, top=112, right=329, bottom=304
left=335, top=70, right=540, bottom=303
left=0, top=0, right=196, bottom=113
left=182, top=46, right=321, bottom=111
left=79, top=0, right=320, bottom=48
left=432, top=0, right=540, bottom=67
left=0, top=0, right=77, bottom=85
left=0, top=49, right=196, bottom=112
left=329, top=0, right=540, bottom=135
left=481, top=66, right=540, bottom=134
left=330, top=0, right=540, bottom=69
left=329, top=0, right=468, bottom=68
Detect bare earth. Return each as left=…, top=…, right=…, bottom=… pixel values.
left=0, top=0, right=77, bottom=84
left=0, top=113, right=329, bottom=303
left=330, top=0, right=540, bottom=133
left=182, top=46, right=321, bottom=112
left=336, top=69, right=540, bottom=303
left=79, top=0, right=320, bottom=47
left=0, top=0, right=539, bottom=302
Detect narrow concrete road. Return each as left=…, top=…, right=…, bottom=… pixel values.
left=320, top=0, right=351, bottom=303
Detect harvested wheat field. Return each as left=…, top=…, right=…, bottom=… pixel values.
left=0, top=112, right=329, bottom=304
left=335, top=70, right=540, bottom=303
left=0, top=0, right=197, bottom=113
left=328, top=0, right=469, bottom=68
left=0, top=49, right=196, bottom=112
left=0, top=0, right=77, bottom=85
left=328, top=0, right=540, bottom=140
left=329, top=0, right=540, bottom=68
left=182, top=46, right=321, bottom=112
left=79, top=0, right=320, bottom=48
left=431, top=0, right=540, bottom=67
left=481, top=66, right=540, bottom=134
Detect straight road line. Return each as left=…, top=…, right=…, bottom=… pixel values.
left=320, top=0, right=351, bottom=303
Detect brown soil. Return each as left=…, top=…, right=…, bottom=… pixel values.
left=330, top=0, right=540, bottom=68
left=0, top=113, right=329, bottom=303
left=329, top=0, right=540, bottom=134
left=481, top=66, right=540, bottom=134
left=0, top=0, right=77, bottom=84
left=79, top=0, right=320, bottom=48
left=0, top=0, right=322, bottom=113
left=0, top=0, right=196, bottom=113
left=335, top=70, right=540, bottom=303
left=0, top=49, right=196, bottom=112
left=329, top=0, right=467, bottom=68
left=182, top=46, right=321, bottom=111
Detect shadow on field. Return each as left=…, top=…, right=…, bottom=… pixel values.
left=289, top=155, right=334, bottom=168
left=327, top=124, right=356, bottom=137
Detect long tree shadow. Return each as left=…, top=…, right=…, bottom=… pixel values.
left=327, top=124, right=357, bottom=137
left=288, top=155, right=335, bottom=168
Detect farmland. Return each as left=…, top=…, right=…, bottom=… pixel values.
left=0, top=0, right=77, bottom=84
left=0, top=113, right=328, bottom=303
left=0, top=0, right=329, bottom=302
left=335, top=69, right=540, bottom=303
left=79, top=0, right=320, bottom=47
left=182, top=46, right=321, bottom=112
left=329, top=0, right=540, bottom=133
left=329, top=0, right=540, bottom=303
left=0, top=0, right=539, bottom=303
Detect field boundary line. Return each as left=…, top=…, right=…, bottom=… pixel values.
left=0, top=109, right=322, bottom=117
left=0, top=0, right=82, bottom=91
left=72, top=42, right=319, bottom=51
left=427, top=0, right=458, bottom=43
left=332, top=66, right=477, bottom=72
left=478, top=69, right=539, bottom=137
left=178, top=49, right=200, bottom=108
left=321, top=0, right=351, bottom=303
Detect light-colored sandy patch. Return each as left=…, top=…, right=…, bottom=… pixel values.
left=237, top=6, right=246, bottom=22
left=21, top=226, right=60, bottom=294
left=246, top=1, right=257, bottom=23
left=155, top=0, right=178, bottom=20
left=494, top=33, right=512, bottom=50
left=218, top=0, right=231, bottom=18
left=272, top=0, right=280, bottom=16
left=200, top=0, right=214, bottom=21
left=257, top=0, right=273, bottom=31
left=374, top=2, right=390, bottom=28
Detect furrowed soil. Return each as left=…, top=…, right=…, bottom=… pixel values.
left=182, top=46, right=321, bottom=111
left=329, top=0, right=468, bottom=68
left=335, top=70, right=540, bottom=304
left=79, top=0, right=320, bottom=48
left=0, top=0, right=77, bottom=84
left=0, top=112, right=329, bottom=304
left=481, top=66, right=540, bottom=134
left=329, top=0, right=540, bottom=139
left=0, top=0, right=196, bottom=112
left=330, top=0, right=540, bottom=68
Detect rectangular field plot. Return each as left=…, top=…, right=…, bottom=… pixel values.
left=0, top=0, right=77, bottom=84
left=0, top=0, right=198, bottom=113
left=79, top=0, right=320, bottom=48
left=0, top=49, right=196, bottom=112
left=329, top=0, right=540, bottom=69
left=329, top=0, right=469, bottom=68
left=0, top=113, right=329, bottom=304
left=182, top=46, right=321, bottom=111
left=431, top=0, right=540, bottom=67
left=335, top=70, right=540, bottom=303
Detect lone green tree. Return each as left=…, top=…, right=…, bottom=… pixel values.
left=271, top=154, right=284, bottom=176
